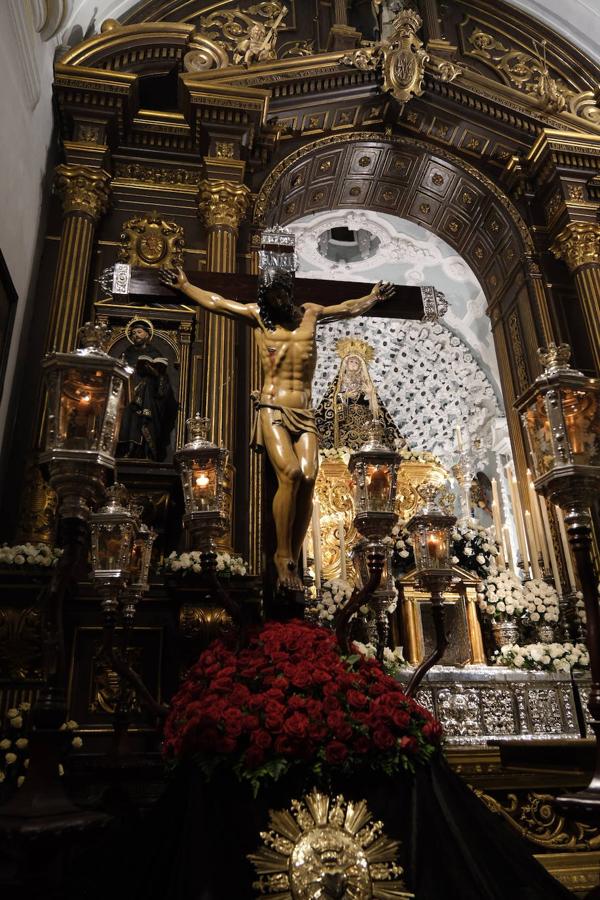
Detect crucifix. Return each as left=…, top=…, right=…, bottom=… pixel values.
left=102, top=241, right=445, bottom=593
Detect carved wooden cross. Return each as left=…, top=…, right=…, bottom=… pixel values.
left=104, top=266, right=438, bottom=321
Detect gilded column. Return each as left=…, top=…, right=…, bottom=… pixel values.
left=525, top=257, right=557, bottom=348
left=551, top=222, right=600, bottom=373
left=45, top=164, right=111, bottom=352
left=197, top=179, right=250, bottom=450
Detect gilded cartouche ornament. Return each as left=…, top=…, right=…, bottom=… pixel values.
left=249, top=789, right=413, bottom=899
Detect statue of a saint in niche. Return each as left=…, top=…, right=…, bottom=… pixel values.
left=159, top=267, right=394, bottom=591
left=116, top=318, right=178, bottom=462
left=316, top=338, right=400, bottom=451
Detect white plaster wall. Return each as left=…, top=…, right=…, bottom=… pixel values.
left=0, top=3, right=57, bottom=447
left=505, top=0, right=600, bottom=65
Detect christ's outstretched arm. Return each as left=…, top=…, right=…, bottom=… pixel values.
left=310, top=280, right=395, bottom=322
left=159, top=267, right=257, bottom=323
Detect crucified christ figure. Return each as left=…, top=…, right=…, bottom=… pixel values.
left=159, top=267, right=394, bottom=591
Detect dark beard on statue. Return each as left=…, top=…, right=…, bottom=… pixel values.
left=257, top=277, right=302, bottom=331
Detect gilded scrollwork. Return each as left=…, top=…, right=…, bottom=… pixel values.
left=474, top=789, right=600, bottom=851
left=118, top=212, right=185, bottom=269
left=199, top=1, right=289, bottom=67
left=114, top=162, right=201, bottom=187
left=179, top=604, right=233, bottom=643
left=16, top=462, right=57, bottom=544
left=465, top=26, right=600, bottom=121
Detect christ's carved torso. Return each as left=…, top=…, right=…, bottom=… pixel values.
left=159, top=264, right=393, bottom=590
left=254, top=304, right=319, bottom=409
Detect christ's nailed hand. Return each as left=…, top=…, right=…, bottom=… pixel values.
left=372, top=280, right=395, bottom=302
left=159, top=266, right=188, bottom=291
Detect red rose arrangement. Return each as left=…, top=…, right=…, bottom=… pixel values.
left=163, top=620, right=442, bottom=794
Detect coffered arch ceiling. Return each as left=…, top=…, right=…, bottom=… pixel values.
left=255, top=133, right=532, bottom=308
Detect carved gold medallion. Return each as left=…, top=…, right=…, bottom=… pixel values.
left=119, top=212, right=185, bottom=269
left=249, top=789, right=413, bottom=898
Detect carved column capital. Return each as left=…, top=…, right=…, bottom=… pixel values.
left=197, top=179, right=251, bottom=232
left=551, top=222, right=600, bottom=272
left=54, top=164, right=111, bottom=222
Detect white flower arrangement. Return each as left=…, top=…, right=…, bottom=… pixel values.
left=494, top=641, right=589, bottom=673
left=320, top=446, right=351, bottom=465
left=0, top=543, right=61, bottom=568
left=523, top=578, right=560, bottom=624
left=317, top=579, right=355, bottom=622
left=389, top=517, right=500, bottom=580
left=575, top=591, right=586, bottom=625
left=352, top=640, right=408, bottom=675
left=451, top=517, right=501, bottom=579
left=317, top=579, right=398, bottom=624
left=1, top=706, right=83, bottom=798
left=164, top=550, right=247, bottom=577
left=397, top=447, right=443, bottom=466
left=477, top=569, right=526, bottom=622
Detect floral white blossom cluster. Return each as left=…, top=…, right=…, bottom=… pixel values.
left=523, top=579, right=560, bottom=624
left=0, top=706, right=83, bottom=794
left=352, top=641, right=408, bottom=674
left=397, top=446, right=443, bottom=466
left=164, top=550, right=247, bottom=577
left=387, top=524, right=412, bottom=560
left=0, top=543, right=61, bottom=568
left=575, top=591, right=586, bottom=625
left=477, top=569, right=526, bottom=622
left=451, top=517, right=501, bottom=579
left=320, top=446, right=351, bottom=465
left=494, top=641, right=589, bottom=673
left=389, top=517, right=500, bottom=580
left=317, top=579, right=355, bottom=622
left=317, top=579, right=398, bottom=624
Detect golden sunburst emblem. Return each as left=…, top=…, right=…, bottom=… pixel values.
left=248, top=789, right=414, bottom=899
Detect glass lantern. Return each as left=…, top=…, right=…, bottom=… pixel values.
left=515, top=343, right=600, bottom=501
left=40, top=321, right=131, bottom=518
left=174, top=414, right=230, bottom=547
left=128, top=521, right=156, bottom=597
left=89, top=484, right=138, bottom=590
left=348, top=420, right=401, bottom=541
left=122, top=519, right=157, bottom=624
left=406, top=484, right=456, bottom=573
left=42, top=321, right=131, bottom=467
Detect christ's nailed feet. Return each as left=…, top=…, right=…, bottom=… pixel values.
left=275, top=554, right=303, bottom=592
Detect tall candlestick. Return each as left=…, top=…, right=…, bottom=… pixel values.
left=338, top=514, right=347, bottom=582
left=556, top=504, right=577, bottom=591
left=506, top=466, right=529, bottom=576
left=538, top=496, right=561, bottom=589
left=524, top=510, right=541, bottom=578
left=502, top=524, right=515, bottom=574
left=455, top=425, right=463, bottom=451
left=527, top=472, right=549, bottom=573
left=311, top=499, right=322, bottom=587
left=491, top=478, right=506, bottom=569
